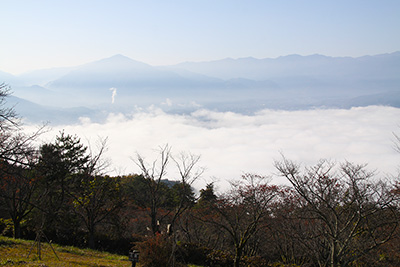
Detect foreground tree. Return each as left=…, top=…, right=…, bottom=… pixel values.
left=168, top=152, right=203, bottom=235
left=0, top=83, right=18, bottom=132
left=67, top=137, right=122, bottom=249
left=198, top=174, right=279, bottom=267
left=275, top=158, right=399, bottom=267
left=0, top=163, right=37, bottom=238
left=72, top=175, right=122, bottom=248
left=35, top=132, right=90, bottom=225
left=36, top=132, right=116, bottom=248
left=133, top=144, right=171, bottom=235
left=0, top=83, right=44, bottom=238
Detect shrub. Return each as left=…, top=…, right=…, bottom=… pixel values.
left=176, top=242, right=211, bottom=265
left=136, top=234, right=174, bottom=267
left=0, top=218, right=13, bottom=237
left=206, top=249, right=234, bottom=267
left=242, top=255, right=267, bottom=267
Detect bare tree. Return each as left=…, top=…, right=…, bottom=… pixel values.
left=0, top=83, right=19, bottom=131
left=85, top=136, right=111, bottom=176
left=0, top=162, right=37, bottom=238
left=134, top=144, right=171, bottom=235
left=71, top=175, right=122, bottom=249
left=169, top=152, right=204, bottom=234
left=67, top=136, right=120, bottom=249
left=275, top=157, right=399, bottom=267
left=166, top=152, right=204, bottom=266
left=0, top=83, right=44, bottom=166
left=198, top=173, right=279, bottom=267
left=0, top=83, right=45, bottom=238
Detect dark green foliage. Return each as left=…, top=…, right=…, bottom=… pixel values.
left=196, top=182, right=217, bottom=208
left=171, top=182, right=195, bottom=209
left=32, top=132, right=91, bottom=244
left=124, top=175, right=176, bottom=210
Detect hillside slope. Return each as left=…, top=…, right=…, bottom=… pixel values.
left=0, top=236, right=130, bottom=267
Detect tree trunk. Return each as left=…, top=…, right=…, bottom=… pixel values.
left=330, top=241, right=338, bottom=267
left=13, top=219, right=21, bottom=239
left=234, top=245, right=243, bottom=267
left=151, top=205, right=159, bottom=235
left=88, top=226, right=96, bottom=249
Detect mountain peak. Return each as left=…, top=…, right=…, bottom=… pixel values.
left=108, top=54, right=132, bottom=60
left=80, top=54, right=153, bottom=72
left=100, top=54, right=144, bottom=64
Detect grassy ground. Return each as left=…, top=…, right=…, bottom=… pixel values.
left=0, top=235, right=133, bottom=266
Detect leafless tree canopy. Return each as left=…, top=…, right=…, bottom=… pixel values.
left=275, top=157, right=398, bottom=267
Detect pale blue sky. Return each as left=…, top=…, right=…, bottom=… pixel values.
left=1, top=0, right=400, bottom=74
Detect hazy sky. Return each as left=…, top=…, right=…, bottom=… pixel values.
left=2, top=0, right=400, bottom=74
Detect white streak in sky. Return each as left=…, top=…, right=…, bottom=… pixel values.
left=109, top=87, right=117, bottom=104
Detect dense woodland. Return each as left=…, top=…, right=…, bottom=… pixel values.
left=1, top=82, right=400, bottom=267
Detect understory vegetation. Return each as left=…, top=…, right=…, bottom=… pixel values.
left=1, top=82, right=400, bottom=267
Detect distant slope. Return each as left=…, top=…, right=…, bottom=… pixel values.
left=7, top=95, right=96, bottom=124
left=0, top=71, right=17, bottom=86
left=0, top=52, right=398, bottom=124
left=171, top=52, right=400, bottom=84
left=17, top=66, right=78, bottom=86
left=46, top=54, right=230, bottom=106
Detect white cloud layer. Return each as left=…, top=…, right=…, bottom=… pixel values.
left=27, top=106, right=400, bottom=192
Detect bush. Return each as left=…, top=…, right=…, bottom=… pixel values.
left=136, top=234, right=174, bottom=267
left=0, top=218, right=13, bottom=237
left=206, top=249, right=234, bottom=267
left=95, top=235, right=133, bottom=255
left=176, top=242, right=237, bottom=267
left=176, top=242, right=211, bottom=265
left=242, top=255, right=267, bottom=267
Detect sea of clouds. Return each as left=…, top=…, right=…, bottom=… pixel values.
left=26, top=105, right=400, bottom=192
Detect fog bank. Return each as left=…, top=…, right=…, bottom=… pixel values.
left=28, top=106, right=400, bottom=191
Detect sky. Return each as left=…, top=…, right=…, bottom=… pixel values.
left=1, top=0, right=400, bottom=74
left=26, top=106, right=400, bottom=192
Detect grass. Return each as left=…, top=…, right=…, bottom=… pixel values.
left=0, top=235, right=132, bottom=266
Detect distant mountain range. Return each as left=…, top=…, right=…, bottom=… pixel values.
left=1, top=52, right=399, bottom=124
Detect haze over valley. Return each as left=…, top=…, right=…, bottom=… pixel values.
left=1, top=52, right=398, bottom=188
left=2, top=51, right=400, bottom=124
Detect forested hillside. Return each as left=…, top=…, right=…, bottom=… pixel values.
left=1, top=81, right=400, bottom=267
